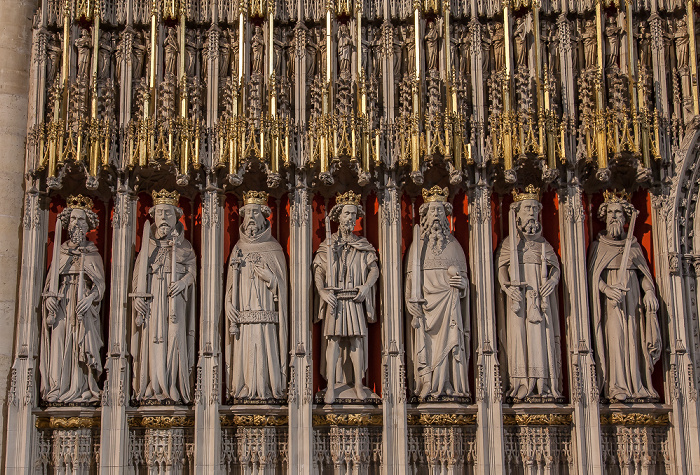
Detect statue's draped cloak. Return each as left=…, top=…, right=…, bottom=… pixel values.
left=130, top=222, right=197, bottom=403
left=496, top=233, right=562, bottom=398
left=313, top=233, right=377, bottom=381
left=588, top=233, right=661, bottom=399
left=405, top=235, right=470, bottom=397
left=224, top=225, right=288, bottom=399
left=40, top=241, right=105, bottom=402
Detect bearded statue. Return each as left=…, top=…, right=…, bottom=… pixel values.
left=130, top=190, right=197, bottom=404
left=40, top=195, right=105, bottom=404
left=405, top=187, right=470, bottom=401
left=496, top=186, right=563, bottom=402
left=588, top=191, right=661, bottom=402
left=225, top=191, right=288, bottom=402
left=313, top=191, right=380, bottom=404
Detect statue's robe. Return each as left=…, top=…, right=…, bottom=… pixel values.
left=224, top=225, right=288, bottom=400
left=313, top=233, right=377, bottom=386
left=131, top=222, right=197, bottom=403
left=496, top=232, right=562, bottom=399
left=405, top=234, right=470, bottom=397
left=40, top=241, right=105, bottom=403
left=588, top=233, right=661, bottom=400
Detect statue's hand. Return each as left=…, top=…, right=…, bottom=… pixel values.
left=168, top=279, right=187, bottom=297
left=353, top=285, right=370, bottom=303
left=45, top=296, right=59, bottom=315
left=133, top=297, right=149, bottom=322
left=643, top=292, right=659, bottom=314
left=253, top=265, right=274, bottom=284
left=407, top=301, right=423, bottom=319
left=540, top=279, right=555, bottom=300
left=411, top=316, right=423, bottom=329
left=226, top=306, right=240, bottom=325
left=505, top=285, right=522, bottom=302
left=320, top=289, right=337, bottom=310
left=75, top=293, right=95, bottom=317
left=449, top=275, right=467, bottom=291
left=603, top=285, right=624, bottom=304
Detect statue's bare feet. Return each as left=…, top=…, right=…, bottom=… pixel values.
left=324, top=388, right=335, bottom=404
left=354, top=385, right=366, bottom=400
left=419, top=385, right=431, bottom=400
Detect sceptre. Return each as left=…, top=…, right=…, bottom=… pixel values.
left=540, top=241, right=549, bottom=312
left=229, top=249, right=242, bottom=337
left=43, top=217, right=63, bottom=324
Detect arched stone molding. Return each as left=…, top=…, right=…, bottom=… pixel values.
left=654, top=122, right=700, bottom=474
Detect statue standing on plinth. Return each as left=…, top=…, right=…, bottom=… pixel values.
left=225, top=191, right=288, bottom=402
left=313, top=191, right=379, bottom=404
left=496, top=186, right=563, bottom=402
left=131, top=190, right=197, bottom=404
left=40, top=195, right=105, bottom=404
left=588, top=191, right=661, bottom=402
left=405, top=187, right=470, bottom=401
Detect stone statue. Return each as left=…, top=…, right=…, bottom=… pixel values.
left=605, top=15, right=620, bottom=69
left=582, top=19, right=597, bottom=70
left=405, top=187, right=470, bottom=400
left=313, top=191, right=379, bottom=404
left=47, top=32, right=63, bottom=83
left=75, top=28, right=92, bottom=79
left=97, top=31, right=113, bottom=81
left=513, top=16, right=528, bottom=68
left=425, top=21, right=440, bottom=72
left=338, top=23, right=353, bottom=79
left=132, top=30, right=148, bottom=79
left=252, top=25, right=265, bottom=76
left=131, top=190, right=197, bottom=404
left=405, top=25, right=416, bottom=78
left=225, top=191, right=288, bottom=401
left=492, top=23, right=505, bottom=72
left=185, top=29, right=198, bottom=78
left=40, top=195, right=105, bottom=404
left=675, top=18, right=689, bottom=70
left=164, top=27, right=179, bottom=77
left=496, top=186, right=562, bottom=401
left=588, top=191, right=661, bottom=402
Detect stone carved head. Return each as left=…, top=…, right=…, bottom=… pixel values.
left=240, top=203, right=271, bottom=237
left=150, top=204, right=183, bottom=240
left=513, top=199, right=543, bottom=236
left=598, top=196, right=635, bottom=240
left=58, top=195, right=99, bottom=245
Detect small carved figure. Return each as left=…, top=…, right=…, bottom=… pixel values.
left=459, top=27, right=471, bottom=80
left=392, top=26, right=403, bottom=80
left=496, top=186, right=562, bottom=401
left=75, top=28, right=92, bottom=79
left=425, top=21, right=440, bottom=72
left=582, top=19, right=597, bottom=70
left=251, top=26, right=265, bottom=75
left=225, top=191, right=288, bottom=401
left=405, top=25, right=416, bottom=77
left=637, top=21, right=651, bottom=71
left=493, top=23, right=505, bottom=72
left=588, top=191, right=661, bottom=402
left=285, top=29, right=295, bottom=81
left=675, top=18, right=689, bottom=69
left=97, top=32, right=113, bottom=81
left=313, top=191, right=379, bottom=404
left=132, top=30, right=148, bottom=79
left=164, top=27, right=179, bottom=77
left=40, top=195, right=105, bottom=404
left=338, top=23, right=353, bottom=78
left=185, top=29, right=198, bottom=77
left=47, top=32, right=63, bottom=83
left=131, top=190, right=197, bottom=404
left=405, top=187, right=470, bottom=400
left=513, top=16, right=528, bottom=68
left=605, top=15, right=621, bottom=69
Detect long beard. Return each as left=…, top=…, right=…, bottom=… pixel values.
left=422, top=219, right=449, bottom=253
left=69, top=225, right=85, bottom=245
left=245, top=221, right=265, bottom=237
left=338, top=221, right=354, bottom=238
left=608, top=219, right=624, bottom=239
left=518, top=218, right=541, bottom=236
left=155, top=224, right=172, bottom=240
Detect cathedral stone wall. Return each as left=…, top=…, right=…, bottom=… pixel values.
left=3, top=0, right=700, bottom=474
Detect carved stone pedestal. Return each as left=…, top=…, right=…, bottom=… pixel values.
left=504, top=425, right=573, bottom=474
left=407, top=425, right=477, bottom=474
left=143, top=428, right=190, bottom=474
left=601, top=424, right=671, bottom=474
left=51, top=428, right=97, bottom=475
left=236, top=426, right=281, bottom=474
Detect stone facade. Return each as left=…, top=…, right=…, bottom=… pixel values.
left=2, top=0, right=700, bottom=474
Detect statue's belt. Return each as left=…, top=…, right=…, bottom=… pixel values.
left=235, top=310, right=279, bottom=324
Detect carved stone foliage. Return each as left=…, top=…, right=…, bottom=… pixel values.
left=504, top=425, right=573, bottom=474
left=407, top=425, right=476, bottom=474
left=34, top=427, right=100, bottom=475
left=129, top=427, right=195, bottom=474
left=313, top=426, right=382, bottom=474
left=220, top=426, right=287, bottom=473
left=601, top=425, right=671, bottom=474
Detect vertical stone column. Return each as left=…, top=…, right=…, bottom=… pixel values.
left=4, top=1, right=46, bottom=472
left=100, top=187, right=136, bottom=473
left=469, top=181, right=505, bottom=474
left=378, top=176, right=408, bottom=473
left=287, top=177, right=313, bottom=472
left=558, top=182, right=603, bottom=474
left=194, top=186, right=223, bottom=471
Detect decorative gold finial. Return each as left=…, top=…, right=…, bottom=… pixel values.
left=66, top=194, right=94, bottom=211
left=603, top=189, right=631, bottom=204
left=512, top=184, right=541, bottom=202
left=335, top=191, right=362, bottom=207
left=243, top=190, right=269, bottom=206
left=152, top=189, right=180, bottom=207
left=422, top=186, right=449, bottom=203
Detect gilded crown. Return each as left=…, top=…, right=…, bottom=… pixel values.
left=603, top=189, right=631, bottom=204
left=243, top=190, right=269, bottom=206
left=335, top=190, right=362, bottom=207
left=152, top=189, right=181, bottom=207
left=513, top=184, right=541, bottom=202
left=422, top=186, right=449, bottom=203
left=66, top=194, right=94, bottom=211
